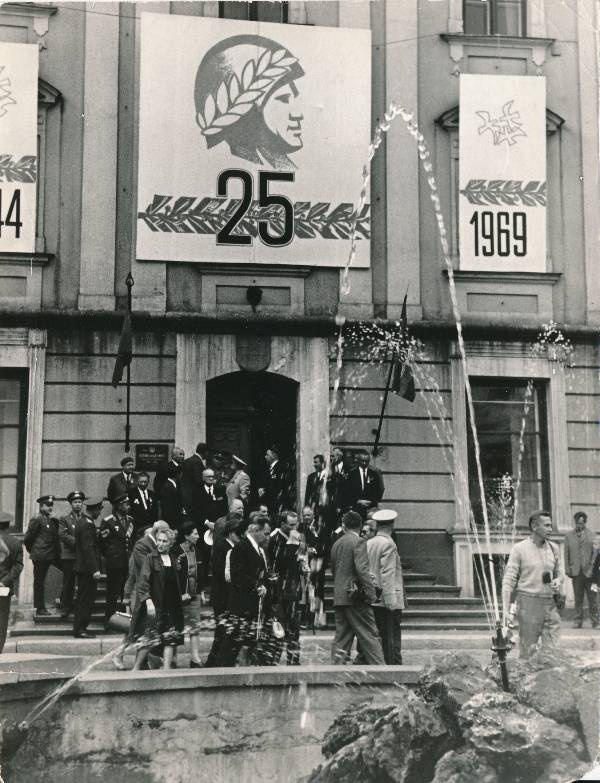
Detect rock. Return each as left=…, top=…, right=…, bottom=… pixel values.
left=460, top=691, right=587, bottom=779
left=308, top=690, right=455, bottom=783
left=575, top=666, right=600, bottom=760
left=514, top=667, right=580, bottom=728
left=418, top=652, right=497, bottom=731
left=321, top=698, right=398, bottom=758
left=538, top=757, right=591, bottom=783
left=431, top=749, right=500, bottom=783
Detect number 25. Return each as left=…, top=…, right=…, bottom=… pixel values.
left=216, top=169, right=294, bottom=247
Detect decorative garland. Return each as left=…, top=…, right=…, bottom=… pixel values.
left=138, top=196, right=371, bottom=240
left=0, top=154, right=37, bottom=183
left=460, top=179, right=546, bottom=207
left=197, top=48, right=298, bottom=137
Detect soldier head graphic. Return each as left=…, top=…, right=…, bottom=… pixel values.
left=194, top=34, right=305, bottom=170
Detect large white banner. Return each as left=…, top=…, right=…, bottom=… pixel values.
left=0, top=42, right=38, bottom=254
left=137, top=14, right=371, bottom=267
left=459, top=75, right=546, bottom=272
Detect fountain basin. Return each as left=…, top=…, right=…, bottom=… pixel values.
left=1, top=663, right=419, bottom=783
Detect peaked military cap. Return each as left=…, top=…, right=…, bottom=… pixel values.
left=112, top=494, right=129, bottom=506
left=37, top=495, right=55, bottom=505
left=67, top=490, right=86, bottom=503
left=120, top=456, right=134, bottom=467
left=84, top=496, right=104, bottom=508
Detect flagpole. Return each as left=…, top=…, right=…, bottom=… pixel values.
left=125, top=273, right=134, bottom=452
left=372, top=350, right=395, bottom=457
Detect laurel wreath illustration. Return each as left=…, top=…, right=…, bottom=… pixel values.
left=138, top=196, right=371, bottom=240
left=0, top=154, right=37, bottom=183
left=460, top=179, right=546, bottom=207
left=196, top=48, right=299, bottom=136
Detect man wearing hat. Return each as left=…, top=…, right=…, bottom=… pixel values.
left=367, top=509, right=406, bottom=665
left=107, top=456, right=136, bottom=504
left=59, top=491, right=86, bottom=619
left=226, top=455, right=251, bottom=510
left=73, top=497, right=104, bottom=638
left=99, top=494, right=134, bottom=627
left=0, top=512, right=23, bottom=653
left=24, top=495, right=60, bottom=617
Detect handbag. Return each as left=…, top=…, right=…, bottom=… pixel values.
left=107, top=611, right=131, bottom=633
left=271, top=619, right=285, bottom=639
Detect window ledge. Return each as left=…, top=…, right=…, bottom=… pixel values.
left=0, top=252, right=53, bottom=267
left=440, top=33, right=556, bottom=67
left=444, top=269, right=561, bottom=285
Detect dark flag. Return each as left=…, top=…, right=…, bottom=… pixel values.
left=111, top=312, right=132, bottom=388
left=391, top=294, right=415, bottom=402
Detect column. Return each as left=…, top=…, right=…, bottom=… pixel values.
left=78, top=4, right=120, bottom=310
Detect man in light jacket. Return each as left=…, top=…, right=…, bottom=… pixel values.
left=565, top=511, right=597, bottom=628
left=367, top=509, right=406, bottom=664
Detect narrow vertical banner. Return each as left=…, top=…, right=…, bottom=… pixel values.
left=0, top=43, right=39, bottom=253
left=459, top=74, right=546, bottom=273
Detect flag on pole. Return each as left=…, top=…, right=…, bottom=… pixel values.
left=390, top=294, right=415, bottom=402
left=111, top=312, right=132, bottom=388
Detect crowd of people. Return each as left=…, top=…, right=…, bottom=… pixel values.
left=1, top=442, right=408, bottom=668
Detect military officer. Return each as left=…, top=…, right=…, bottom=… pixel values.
left=99, top=494, right=134, bottom=627
left=0, top=511, right=23, bottom=653
left=59, top=490, right=86, bottom=619
left=73, top=497, right=104, bottom=639
left=24, top=495, right=60, bottom=617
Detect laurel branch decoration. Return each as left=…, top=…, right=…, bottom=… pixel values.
left=138, top=196, right=371, bottom=240
left=196, top=48, right=298, bottom=136
left=460, top=179, right=546, bottom=207
left=0, top=154, right=37, bottom=183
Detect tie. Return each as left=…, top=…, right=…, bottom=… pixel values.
left=361, top=469, right=365, bottom=492
left=209, top=486, right=214, bottom=498
left=140, top=491, right=147, bottom=510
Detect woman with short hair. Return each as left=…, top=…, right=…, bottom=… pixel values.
left=173, top=521, right=204, bottom=667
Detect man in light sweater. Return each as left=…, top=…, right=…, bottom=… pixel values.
left=502, top=510, right=563, bottom=659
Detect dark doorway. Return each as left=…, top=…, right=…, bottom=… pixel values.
left=206, top=371, right=299, bottom=508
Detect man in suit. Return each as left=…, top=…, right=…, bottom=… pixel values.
left=129, top=471, right=157, bottom=541
left=565, top=511, right=598, bottom=628
left=345, top=452, right=385, bottom=520
left=73, top=497, right=104, bottom=639
left=215, top=517, right=271, bottom=666
left=330, top=511, right=385, bottom=665
left=0, top=511, right=23, bottom=653
left=204, top=517, right=241, bottom=667
left=107, top=456, right=135, bottom=503
left=367, top=509, right=406, bottom=664
left=328, top=448, right=349, bottom=514
left=153, top=445, right=185, bottom=496
left=59, top=490, right=86, bottom=619
left=181, top=441, right=210, bottom=519
left=226, top=455, right=251, bottom=510
left=258, top=447, right=285, bottom=513
left=159, top=462, right=186, bottom=531
left=305, top=454, right=328, bottom=514
left=99, top=494, right=134, bottom=628
left=24, top=495, right=60, bottom=617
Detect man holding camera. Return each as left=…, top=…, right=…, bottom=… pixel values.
left=502, top=510, right=563, bottom=660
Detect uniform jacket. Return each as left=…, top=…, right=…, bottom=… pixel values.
left=330, top=531, right=378, bottom=606
left=137, top=550, right=184, bottom=631
left=181, top=453, right=207, bottom=516
left=0, top=532, right=23, bottom=596
left=99, top=513, right=133, bottom=569
left=24, top=514, right=60, bottom=562
left=74, top=516, right=102, bottom=574
left=160, top=478, right=185, bottom=530
left=106, top=471, right=134, bottom=503
left=345, top=467, right=385, bottom=510
left=128, top=487, right=157, bottom=533
left=565, top=529, right=595, bottom=578
left=227, top=536, right=268, bottom=617
left=367, top=532, right=406, bottom=610
left=226, top=470, right=251, bottom=509
left=59, top=511, right=82, bottom=560
left=304, top=469, right=328, bottom=511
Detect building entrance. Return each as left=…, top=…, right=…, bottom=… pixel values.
left=206, top=371, right=299, bottom=508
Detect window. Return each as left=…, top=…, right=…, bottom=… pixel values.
left=219, top=1, right=289, bottom=23
left=467, top=378, right=550, bottom=528
left=0, top=370, right=28, bottom=531
left=464, top=0, right=526, bottom=36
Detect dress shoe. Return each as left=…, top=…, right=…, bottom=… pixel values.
left=74, top=631, right=96, bottom=638
left=190, top=659, right=203, bottom=668
left=35, top=608, right=51, bottom=617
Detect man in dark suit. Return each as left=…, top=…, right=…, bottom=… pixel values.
left=0, top=511, right=23, bottom=653
left=129, top=471, right=157, bottom=541
left=345, top=452, right=385, bottom=520
left=73, top=497, right=104, bottom=639
left=181, top=442, right=210, bottom=519
left=24, top=495, right=60, bottom=617
left=258, top=447, right=286, bottom=513
left=304, top=454, right=328, bottom=514
left=330, top=511, right=385, bottom=665
left=215, top=517, right=271, bottom=666
left=328, top=447, right=349, bottom=517
left=204, top=517, right=241, bottom=667
left=106, top=456, right=135, bottom=503
left=153, top=445, right=185, bottom=496
left=59, top=490, right=86, bottom=619
left=99, top=495, right=134, bottom=628
left=159, top=463, right=186, bottom=531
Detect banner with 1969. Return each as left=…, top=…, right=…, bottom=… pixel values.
left=459, top=74, right=546, bottom=273
left=136, top=13, right=371, bottom=267
left=0, top=42, right=38, bottom=253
